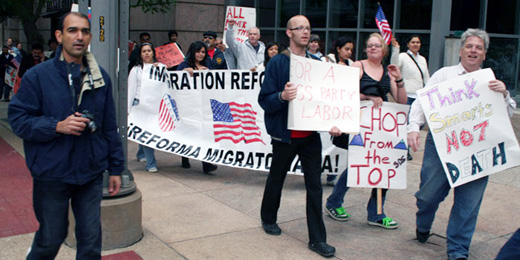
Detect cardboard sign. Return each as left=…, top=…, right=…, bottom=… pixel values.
left=223, top=6, right=256, bottom=45
left=127, top=65, right=349, bottom=174
left=288, top=54, right=360, bottom=132
left=4, top=67, right=17, bottom=87
left=417, top=68, right=520, bottom=187
left=155, top=43, right=185, bottom=68
left=347, top=101, right=409, bottom=189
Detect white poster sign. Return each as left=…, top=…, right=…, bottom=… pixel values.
left=223, top=6, right=256, bottom=45
left=127, top=64, right=348, bottom=174
left=347, top=101, right=409, bottom=189
left=417, top=68, right=520, bottom=187
left=288, top=54, right=360, bottom=132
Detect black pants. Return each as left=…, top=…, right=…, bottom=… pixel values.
left=260, top=133, right=327, bottom=243
left=0, top=82, right=10, bottom=100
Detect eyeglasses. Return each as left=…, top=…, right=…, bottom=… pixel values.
left=289, top=26, right=312, bottom=32
left=367, top=44, right=383, bottom=49
left=203, top=35, right=215, bottom=40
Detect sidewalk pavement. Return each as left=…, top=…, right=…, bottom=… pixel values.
left=1, top=98, right=519, bottom=260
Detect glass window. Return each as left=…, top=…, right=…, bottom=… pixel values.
left=260, top=30, right=276, bottom=47
left=228, top=0, right=254, bottom=8
left=329, top=0, right=358, bottom=28
left=486, top=0, right=519, bottom=34
left=450, top=0, right=480, bottom=31
left=483, top=38, right=519, bottom=94
left=363, top=1, right=394, bottom=29
left=304, top=0, right=327, bottom=28
left=392, top=33, right=430, bottom=63
left=326, top=31, right=357, bottom=60
left=280, top=0, right=300, bottom=28
left=276, top=30, right=290, bottom=50
left=399, top=0, right=432, bottom=29
left=258, top=0, right=277, bottom=27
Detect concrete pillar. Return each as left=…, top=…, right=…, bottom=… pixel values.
left=65, top=189, right=143, bottom=250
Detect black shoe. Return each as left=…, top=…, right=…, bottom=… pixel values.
left=308, top=242, right=335, bottom=258
left=416, top=228, right=430, bottom=243
left=202, top=163, right=217, bottom=174
left=454, top=258, right=467, bottom=260
left=262, top=222, right=281, bottom=236
left=407, top=150, right=413, bottom=161
left=181, top=157, right=191, bottom=168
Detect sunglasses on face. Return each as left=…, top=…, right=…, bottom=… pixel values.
left=204, top=35, right=215, bottom=40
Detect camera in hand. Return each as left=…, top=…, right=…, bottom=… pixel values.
left=80, top=110, right=97, bottom=133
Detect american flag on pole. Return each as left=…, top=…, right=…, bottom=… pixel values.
left=210, top=99, right=265, bottom=144
left=375, top=5, right=392, bottom=45
left=158, top=94, right=179, bottom=132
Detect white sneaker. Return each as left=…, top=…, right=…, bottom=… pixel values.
left=138, top=158, right=147, bottom=162
left=147, top=167, right=158, bottom=173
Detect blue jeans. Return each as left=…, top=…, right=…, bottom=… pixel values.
left=415, top=132, right=488, bottom=260
left=27, top=174, right=103, bottom=260
left=326, top=168, right=388, bottom=222
left=137, top=145, right=157, bottom=170
left=496, top=228, right=520, bottom=260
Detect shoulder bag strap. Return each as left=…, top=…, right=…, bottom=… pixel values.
left=406, top=53, right=425, bottom=87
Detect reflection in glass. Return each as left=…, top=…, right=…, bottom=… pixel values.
left=483, top=38, right=519, bottom=94
left=399, top=0, right=432, bottom=29
left=486, top=0, right=519, bottom=34
left=329, top=0, right=358, bottom=28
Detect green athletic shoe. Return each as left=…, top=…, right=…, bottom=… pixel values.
left=325, top=207, right=351, bottom=221
left=368, top=217, right=398, bottom=229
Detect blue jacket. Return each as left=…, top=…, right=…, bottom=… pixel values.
left=258, top=50, right=320, bottom=143
left=8, top=45, right=125, bottom=185
left=207, top=48, right=227, bottom=69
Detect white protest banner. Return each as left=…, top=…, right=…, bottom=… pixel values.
left=347, top=101, right=409, bottom=189
left=223, top=6, right=256, bottom=45
left=127, top=64, right=348, bottom=175
left=417, top=68, right=520, bottom=187
left=288, top=54, right=360, bottom=132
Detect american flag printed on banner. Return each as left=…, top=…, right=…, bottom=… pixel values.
left=210, top=99, right=265, bottom=144
left=158, top=94, right=179, bottom=132
left=375, top=5, right=393, bottom=45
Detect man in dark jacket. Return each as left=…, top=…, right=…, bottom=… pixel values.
left=203, top=31, right=227, bottom=69
left=8, top=12, right=124, bottom=259
left=0, top=45, right=16, bottom=101
left=258, top=15, right=336, bottom=258
left=17, top=43, right=47, bottom=79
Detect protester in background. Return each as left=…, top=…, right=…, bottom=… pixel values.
left=391, top=35, right=430, bottom=161
left=307, top=34, right=324, bottom=60
left=408, top=28, right=516, bottom=260
left=0, top=45, right=16, bottom=101
left=226, top=19, right=265, bottom=70
left=164, top=30, right=182, bottom=51
left=48, top=38, right=58, bottom=58
left=177, top=41, right=218, bottom=174
left=129, top=32, right=152, bottom=70
left=128, top=42, right=161, bottom=173
left=258, top=14, right=336, bottom=258
left=16, top=42, right=26, bottom=57
left=215, top=37, right=225, bottom=52
left=326, top=33, right=407, bottom=229
left=255, top=42, right=279, bottom=71
left=202, top=31, right=227, bottom=69
left=18, top=43, right=46, bottom=79
left=326, top=36, right=355, bottom=65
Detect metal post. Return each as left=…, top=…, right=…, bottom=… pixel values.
left=428, top=0, right=452, bottom=74
left=90, top=0, right=135, bottom=196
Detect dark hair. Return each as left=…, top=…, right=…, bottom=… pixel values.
left=48, top=38, right=58, bottom=46
left=185, top=41, right=209, bottom=69
left=406, top=34, right=422, bottom=44
left=264, top=42, right=279, bottom=66
left=31, top=43, right=44, bottom=51
left=135, top=42, right=157, bottom=68
left=58, top=12, right=91, bottom=32
left=140, top=32, right=151, bottom=40
left=333, top=36, right=354, bottom=63
left=168, top=30, right=178, bottom=38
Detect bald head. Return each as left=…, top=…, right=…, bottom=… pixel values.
left=287, top=15, right=309, bottom=29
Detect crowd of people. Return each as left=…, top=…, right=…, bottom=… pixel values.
left=5, top=10, right=519, bottom=260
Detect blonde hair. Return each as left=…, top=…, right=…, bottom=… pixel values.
left=366, top=33, right=388, bottom=57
